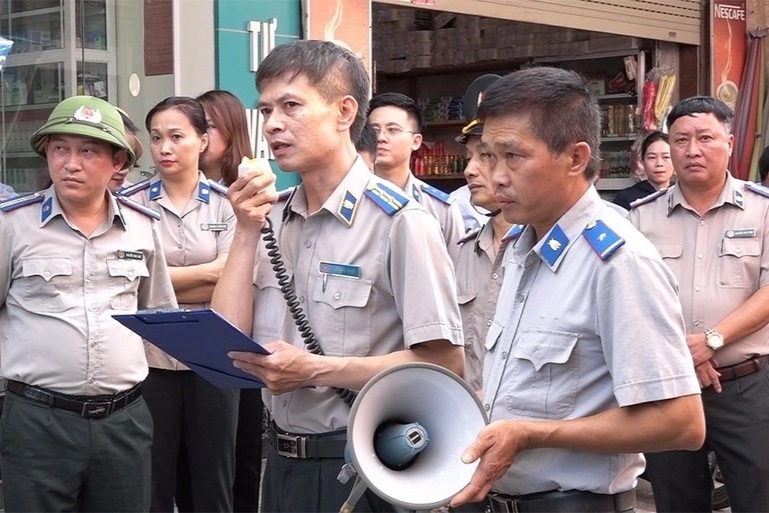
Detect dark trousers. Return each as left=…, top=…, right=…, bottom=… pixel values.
left=645, top=364, right=769, bottom=512
left=0, top=391, right=152, bottom=512
left=176, top=388, right=264, bottom=512
left=233, top=389, right=264, bottom=512
left=143, top=368, right=239, bottom=512
left=261, top=441, right=395, bottom=513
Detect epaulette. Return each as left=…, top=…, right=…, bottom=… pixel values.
left=419, top=183, right=452, bottom=205
left=117, top=179, right=151, bottom=197
left=0, top=192, right=45, bottom=213
left=277, top=187, right=296, bottom=203
left=629, top=188, right=666, bottom=209
left=745, top=182, right=769, bottom=199
left=208, top=179, right=229, bottom=196
left=582, top=219, right=625, bottom=261
left=116, top=195, right=162, bottom=221
left=502, top=224, right=524, bottom=241
left=364, top=182, right=409, bottom=216
left=458, top=228, right=481, bottom=245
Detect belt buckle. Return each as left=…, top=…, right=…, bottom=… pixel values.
left=81, top=400, right=112, bottom=418
left=276, top=433, right=306, bottom=458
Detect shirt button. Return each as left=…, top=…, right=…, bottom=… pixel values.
left=697, top=253, right=704, bottom=259
left=89, top=377, right=95, bottom=383
left=177, top=244, right=183, bottom=249
left=334, top=292, right=342, bottom=300
left=693, top=320, right=701, bottom=326
left=484, top=403, right=490, bottom=411
left=304, top=241, right=312, bottom=249
left=486, top=319, right=492, bottom=326
left=736, top=248, right=742, bottom=255
left=700, top=220, right=706, bottom=226
left=43, top=271, right=51, bottom=278
left=91, top=342, right=96, bottom=348
left=492, top=273, right=499, bottom=280
left=89, top=305, right=97, bottom=312
left=298, top=296, right=305, bottom=304
left=128, top=270, right=134, bottom=278
left=501, top=351, right=508, bottom=359
left=516, top=294, right=524, bottom=302
left=695, top=286, right=702, bottom=292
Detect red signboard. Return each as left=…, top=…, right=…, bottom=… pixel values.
left=710, top=0, right=747, bottom=110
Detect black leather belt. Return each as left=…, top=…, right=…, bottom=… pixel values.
left=487, top=489, right=636, bottom=513
left=716, top=354, right=769, bottom=382
left=6, top=379, right=142, bottom=419
left=269, top=421, right=347, bottom=459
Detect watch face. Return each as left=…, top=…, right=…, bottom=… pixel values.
left=707, top=332, right=724, bottom=350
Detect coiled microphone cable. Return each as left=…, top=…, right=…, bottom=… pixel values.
left=261, top=217, right=357, bottom=407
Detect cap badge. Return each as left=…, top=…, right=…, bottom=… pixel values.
left=73, top=105, right=102, bottom=124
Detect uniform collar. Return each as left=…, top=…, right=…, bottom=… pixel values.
left=666, top=172, right=743, bottom=216
left=148, top=172, right=213, bottom=204
left=282, top=157, right=372, bottom=227
left=512, top=186, right=602, bottom=272
left=405, top=174, right=423, bottom=203
left=40, top=186, right=126, bottom=229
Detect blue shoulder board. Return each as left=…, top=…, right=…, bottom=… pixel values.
left=629, top=188, right=666, bottom=209
left=364, top=182, right=409, bottom=216
left=116, top=195, right=162, bottom=220
left=582, top=219, right=625, bottom=261
left=503, top=224, right=523, bottom=241
left=208, top=179, right=229, bottom=196
left=118, top=179, right=151, bottom=197
left=745, top=182, right=769, bottom=199
left=420, top=183, right=451, bottom=205
left=458, top=228, right=481, bottom=245
left=0, top=192, right=45, bottom=213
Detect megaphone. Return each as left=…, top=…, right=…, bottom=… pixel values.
left=341, top=362, right=488, bottom=512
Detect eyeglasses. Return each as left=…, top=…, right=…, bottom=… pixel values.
left=372, top=125, right=416, bottom=138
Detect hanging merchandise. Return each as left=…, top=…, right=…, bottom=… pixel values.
left=654, top=70, right=677, bottom=129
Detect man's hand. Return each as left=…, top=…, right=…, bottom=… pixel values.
left=686, top=333, right=714, bottom=366
left=449, top=420, right=531, bottom=507
left=695, top=360, right=722, bottom=393
left=228, top=159, right=278, bottom=232
left=229, top=340, right=321, bottom=394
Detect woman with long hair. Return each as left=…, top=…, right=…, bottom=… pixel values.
left=121, top=96, right=238, bottom=512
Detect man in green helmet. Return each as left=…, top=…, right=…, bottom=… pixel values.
left=0, top=96, right=177, bottom=512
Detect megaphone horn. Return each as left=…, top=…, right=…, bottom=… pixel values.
left=341, top=362, right=488, bottom=512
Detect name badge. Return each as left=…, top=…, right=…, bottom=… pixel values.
left=201, top=222, right=229, bottom=232
left=117, top=250, right=144, bottom=261
left=725, top=228, right=756, bottom=238
left=319, top=261, right=361, bottom=293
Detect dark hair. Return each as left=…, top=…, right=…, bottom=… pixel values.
left=118, top=110, right=139, bottom=136
left=355, top=122, right=378, bottom=156
left=666, top=96, right=733, bottom=133
left=368, top=92, right=423, bottom=133
left=759, top=145, right=769, bottom=183
left=641, top=131, right=669, bottom=157
left=196, top=90, right=254, bottom=186
left=145, top=96, right=208, bottom=136
left=256, top=40, right=370, bottom=143
left=477, top=67, right=602, bottom=180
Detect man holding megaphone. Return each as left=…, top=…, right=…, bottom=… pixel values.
left=449, top=67, right=706, bottom=513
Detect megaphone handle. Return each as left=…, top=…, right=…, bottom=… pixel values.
left=339, top=476, right=368, bottom=513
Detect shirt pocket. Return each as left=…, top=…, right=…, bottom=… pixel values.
left=656, top=243, right=683, bottom=278
left=718, top=238, right=761, bottom=288
left=21, top=257, right=73, bottom=313
left=253, top=257, right=289, bottom=341
left=313, top=277, right=373, bottom=356
left=107, top=259, right=149, bottom=310
left=506, top=328, right=580, bottom=419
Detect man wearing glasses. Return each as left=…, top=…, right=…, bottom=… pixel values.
left=368, top=92, right=464, bottom=260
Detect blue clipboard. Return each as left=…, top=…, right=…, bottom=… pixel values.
left=113, top=309, right=269, bottom=389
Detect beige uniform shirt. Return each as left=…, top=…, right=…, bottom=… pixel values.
left=404, top=174, right=464, bottom=261
left=0, top=187, right=176, bottom=395
left=629, top=174, right=769, bottom=367
left=126, top=173, right=235, bottom=370
left=454, top=221, right=515, bottom=391
left=253, top=158, right=464, bottom=434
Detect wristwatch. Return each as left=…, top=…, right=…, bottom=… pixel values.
left=705, top=328, right=725, bottom=351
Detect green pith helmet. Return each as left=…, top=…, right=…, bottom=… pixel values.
left=30, top=95, right=136, bottom=169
